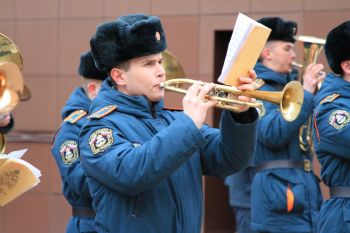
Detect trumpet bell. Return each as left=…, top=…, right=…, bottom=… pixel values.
left=0, top=33, right=31, bottom=102
left=0, top=61, right=24, bottom=113
left=0, top=33, right=23, bottom=70
left=294, top=35, right=326, bottom=70
left=162, top=50, right=186, bottom=80
left=280, top=81, right=304, bottom=122
left=0, top=133, right=6, bottom=154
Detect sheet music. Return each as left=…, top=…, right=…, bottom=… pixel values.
left=219, top=13, right=256, bottom=83
left=218, top=13, right=270, bottom=85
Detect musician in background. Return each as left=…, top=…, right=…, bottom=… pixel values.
left=224, top=67, right=300, bottom=233
left=51, top=50, right=107, bottom=233
left=78, top=13, right=259, bottom=233
left=250, top=17, right=325, bottom=233
left=312, top=20, right=350, bottom=233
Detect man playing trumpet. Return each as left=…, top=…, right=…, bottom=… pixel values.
left=78, top=13, right=259, bottom=233
left=248, top=17, right=325, bottom=233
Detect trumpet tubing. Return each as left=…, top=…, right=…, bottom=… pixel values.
left=161, top=78, right=304, bottom=122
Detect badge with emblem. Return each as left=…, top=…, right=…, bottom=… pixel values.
left=60, top=141, right=79, bottom=165
left=88, top=128, right=114, bottom=155
left=328, top=109, right=350, bottom=130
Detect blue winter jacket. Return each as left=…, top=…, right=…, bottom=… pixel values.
left=79, top=78, right=258, bottom=233
left=251, top=63, right=322, bottom=233
left=52, top=87, right=96, bottom=233
left=313, top=73, right=350, bottom=233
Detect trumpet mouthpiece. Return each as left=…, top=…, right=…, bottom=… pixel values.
left=292, top=62, right=303, bottom=68
left=159, top=82, right=165, bottom=89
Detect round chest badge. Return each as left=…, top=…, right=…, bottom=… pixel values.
left=89, top=128, right=114, bottom=155
left=328, top=109, right=350, bottom=130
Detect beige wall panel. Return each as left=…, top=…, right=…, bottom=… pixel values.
left=251, top=0, right=303, bottom=12
left=305, top=0, right=350, bottom=10
left=49, top=194, right=70, bottom=233
left=59, top=19, right=103, bottom=75
left=60, top=0, right=104, bottom=18
left=161, top=16, right=199, bottom=75
left=152, top=0, right=199, bottom=15
left=0, top=208, right=3, bottom=230
left=250, top=12, right=303, bottom=24
left=0, top=21, right=15, bottom=39
left=57, top=75, right=82, bottom=123
left=105, top=0, right=151, bottom=18
left=303, top=10, right=350, bottom=37
left=15, top=0, right=58, bottom=19
left=0, top=0, right=15, bottom=20
left=12, top=76, right=58, bottom=131
left=16, top=20, right=58, bottom=75
left=200, top=0, right=249, bottom=14
left=49, top=151, right=63, bottom=193
left=4, top=193, right=49, bottom=233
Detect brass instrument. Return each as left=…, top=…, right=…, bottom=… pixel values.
left=161, top=50, right=304, bottom=122
left=294, top=35, right=326, bottom=85
left=160, top=78, right=304, bottom=122
left=0, top=33, right=28, bottom=153
left=294, top=35, right=326, bottom=152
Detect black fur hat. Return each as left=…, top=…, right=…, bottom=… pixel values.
left=325, top=20, right=350, bottom=74
left=90, top=14, right=167, bottom=73
left=78, top=51, right=106, bottom=80
left=258, top=17, right=297, bottom=43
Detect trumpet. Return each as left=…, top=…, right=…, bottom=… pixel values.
left=160, top=78, right=304, bottom=122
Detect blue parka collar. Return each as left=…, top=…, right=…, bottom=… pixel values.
left=92, top=77, right=164, bottom=118
left=254, top=62, right=294, bottom=85
left=61, top=87, right=91, bottom=119
left=315, top=72, right=350, bottom=103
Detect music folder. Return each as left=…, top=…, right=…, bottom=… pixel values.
left=0, top=149, right=41, bottom=206
left=218, top=13, right=271, bottom=86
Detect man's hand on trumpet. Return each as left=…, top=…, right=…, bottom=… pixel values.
left=183, top=81, right=217, bottom=129
left=227, top=69, right=258, bottom=113
left=302, top=62, right=326, bottom=94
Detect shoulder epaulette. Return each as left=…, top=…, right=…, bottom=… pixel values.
left=320, top=93, right=340, bottom=105
left=87, top=105, right=118, bottom=119
left=64, top=110, right=87, bottom=124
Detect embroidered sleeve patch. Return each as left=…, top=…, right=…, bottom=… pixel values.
left=60, top=141, right=79, bottom=165
left=88, top=128, right=114, bottom=155
left=328, top=109, right=350, bottom=130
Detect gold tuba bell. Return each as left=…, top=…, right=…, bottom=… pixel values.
left=294, top=35, right=326, bottom=152
left=293, top=35, right=326, bottom=82
left=0, top=33, right=28, bottom=153
left=161, top=50, right=304, bottom=122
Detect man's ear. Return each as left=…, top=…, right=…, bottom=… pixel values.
left=261, top=47, right=271, bottom=60
left=87, top=82, right=97, bottom=97
left=110, top=67, right=126, bottom=86
left=341, top=60, right=350, bottom=75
